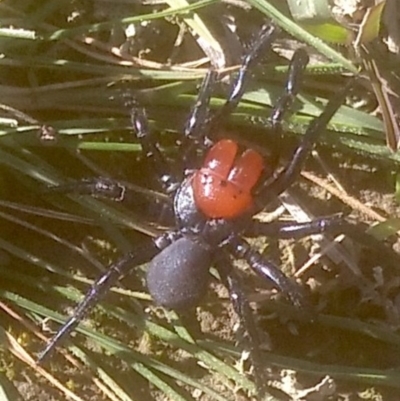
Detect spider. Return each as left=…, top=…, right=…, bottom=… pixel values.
left=37, top=24, right=362, bottom=384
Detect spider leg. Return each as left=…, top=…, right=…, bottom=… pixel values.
left=210, top=24, right=278, bottom=131
left=184, top=69, right=218, bottom=143
left=48, top=176, right=171, bottom=209
left=124, top=95, right=180, bottom=193
left=256, top=79, right=353, bottom=206
left=45, top=175, right=174, bottom=226
left=46, top=177, right=126, bottom=201
left=247, top=216, right=400, bottom=273
left=37, top=240, right=159, bottom=364
left=245, top=214, right=345, bottom=238
left=228, top=236, right=307, bottom=309
left=270, top=48, right=309, bottom=130
left=47, top=98, right=182, bottom=200
left=215, top=253, right=269, bottom=395
left=182, top=25, right=278, bottom=168
left=182, top=69, right=218, bottom=168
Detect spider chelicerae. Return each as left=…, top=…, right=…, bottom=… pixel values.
left=37, top=23, right=381, bottom=389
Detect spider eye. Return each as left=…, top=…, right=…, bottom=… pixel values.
left=192, top=139, right=264, bottom=219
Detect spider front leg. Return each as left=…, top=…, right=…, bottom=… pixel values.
left=37, top=240, right=159, bottom=363
left=182, top=24, right=283, bottom=172
left=182, top=24, right=278, bottom=170
left=210, top=24, right=278, bottom=131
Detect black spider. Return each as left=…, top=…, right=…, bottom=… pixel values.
left=37, top=24, right=368, bottom=388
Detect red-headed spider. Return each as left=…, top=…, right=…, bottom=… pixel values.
left=37, top=23, right=375, bottom=392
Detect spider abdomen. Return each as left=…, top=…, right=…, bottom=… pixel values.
left=146, top=237, right=212, bottom=310
left=192, top=139, right=264, bottom=219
